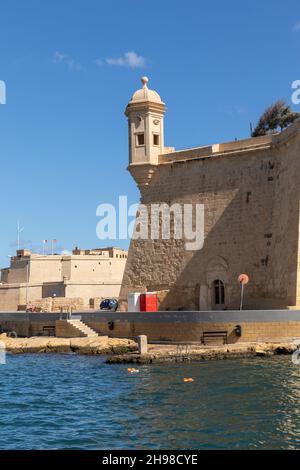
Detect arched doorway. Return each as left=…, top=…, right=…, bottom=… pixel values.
left=199, top=256, right=229, bottom=310
left=212, top=279, right=225, bottom=310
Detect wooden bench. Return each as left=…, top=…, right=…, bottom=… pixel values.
left=201, top=331, right=228, bottom=345
left=42, top=326, right=56, bottom=337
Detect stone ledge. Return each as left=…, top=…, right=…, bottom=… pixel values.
left=106, top=342, right=298, bottom=364
left=0, top=333, right=137, bottom=355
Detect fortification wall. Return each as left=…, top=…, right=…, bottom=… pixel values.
left=120, top=130, right=300, bottom=311
left=1, top=310, right=300, bottom=343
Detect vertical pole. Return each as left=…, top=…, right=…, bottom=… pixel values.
left=25, top=263, right=29, bottom=306
left=240, top=283, right=244, bottom=311
left=51, top=239, right=57, bottom=255
left=17, top=222, right=24, bottom=252
left=17, top=221, right=20, bottom=252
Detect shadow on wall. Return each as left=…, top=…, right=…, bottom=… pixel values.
left=120, top=147, right=300, bottom=311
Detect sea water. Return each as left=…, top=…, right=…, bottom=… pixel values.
left=0, top=354, right=300, bottom=449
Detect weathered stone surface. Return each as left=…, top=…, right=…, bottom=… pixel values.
left=1, top=335, right=296, bottom=361
left=70, top=337, right=110, bottom=355
left=137, top=335, right=148, bottom=355
left=106, top=341, right=298, bottom=364
left=69, top=337, right=108, bottom=349
left=108, top=338, right=137, bottom=355
left=122, top=83, right=300, bottom=313
left=274, top=345, right=297, bottom=354
left=1, top=336, right=137, bottom=355
left=255, top=349, right=268, bottom=357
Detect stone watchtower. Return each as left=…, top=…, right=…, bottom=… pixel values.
left=125, top=77, right=166, bottom=188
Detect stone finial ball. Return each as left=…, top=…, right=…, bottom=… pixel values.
left=141, top=76, right=149, bottom=86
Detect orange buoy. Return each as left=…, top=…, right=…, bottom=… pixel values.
left=183, top=378, right=194, bottom=383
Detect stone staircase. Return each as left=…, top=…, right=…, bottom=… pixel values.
left=55, top=318, right=99, bottom=338
left=67, top=319, right=98, bottom=337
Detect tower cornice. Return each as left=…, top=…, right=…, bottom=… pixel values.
left=125, top=100, right=166, bottom=116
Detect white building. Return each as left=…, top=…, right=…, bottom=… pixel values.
left=0, top=247, right=128, bottom=311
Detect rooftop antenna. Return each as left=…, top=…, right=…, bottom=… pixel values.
left=42, top=239, right=48, bottom=256
left=17, top=221, right=24, bottom=251
left=51, top=239, right=58, bottom=255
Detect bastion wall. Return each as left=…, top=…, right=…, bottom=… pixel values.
left=2, top=310, right=300, bottom=343
left=120, top=125, right=300, bottom=311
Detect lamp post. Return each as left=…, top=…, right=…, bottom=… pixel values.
left=25, top=262, right=29, bottom=307
left=42, top=239, right=48, bottom=256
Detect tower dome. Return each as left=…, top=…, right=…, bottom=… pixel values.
left=130, top=76, right=163, bottom=104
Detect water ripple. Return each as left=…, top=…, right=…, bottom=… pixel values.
left=0, top=354, right=300, bottom=449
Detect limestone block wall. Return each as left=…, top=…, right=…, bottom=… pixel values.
left=65, top=256, right=126, bottom=284
left=120, top=127, right=300, bottom=311
left=26, top=297, right=85, bottom=312
left=0, top=285, right=21, bottom=311
left=29, top=258, right=63, bottom=284
left=0, top=284, right=43, bottom=311
left=89, top=297, right=103, bottom=308
left=81, top=310, right=300, bottom=343
left=64, top=283, right=121, bottom=304
left=89, top=319, right=300, bottom=343
left=0, top=319, right=30, bottom=337
left=52, top=297, right=84, bottom=312
left=1, top=310, right=300, bottom=342
left=0, top=312, right=61, bottom=337
left=55, top=320, right=86, bottom=338
left=1, top=259, right=29, bottom=283
left=0, top=251, right=127, bottom=311
left=26, top=298, right=53, bottom=312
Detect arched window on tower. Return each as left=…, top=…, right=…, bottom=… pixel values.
left=213, top=279, right=225, bottom=306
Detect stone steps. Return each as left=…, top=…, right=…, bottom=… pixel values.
left=67, top=319, right=98, bottom=337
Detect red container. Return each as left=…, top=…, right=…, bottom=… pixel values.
left=139, top=293, right=158, bottom=312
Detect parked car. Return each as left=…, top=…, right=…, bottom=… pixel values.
left=100, top=298, right=118, bottom=311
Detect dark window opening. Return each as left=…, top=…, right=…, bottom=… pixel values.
left=213, top=279, right=225, bottom=305
left=137, top=133, right=145, bottom=146
left=153, top=134, right=160, bottom=146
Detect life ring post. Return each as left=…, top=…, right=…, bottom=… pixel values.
left=238, top=274, right=249, bottom=310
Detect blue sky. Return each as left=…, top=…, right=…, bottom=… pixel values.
left=0, top=0, right=299, bottom=267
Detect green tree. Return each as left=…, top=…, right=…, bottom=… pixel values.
left=252, top=100, right=300, bottom=137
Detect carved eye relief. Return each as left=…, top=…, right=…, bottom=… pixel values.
left=135, top=115, right=143, bottom=127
